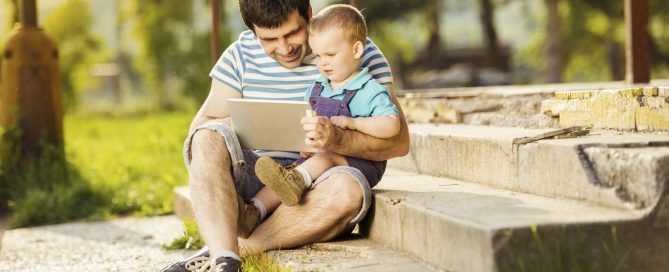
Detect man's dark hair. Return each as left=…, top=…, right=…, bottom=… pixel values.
left=239, top=0, right=310, bottom=32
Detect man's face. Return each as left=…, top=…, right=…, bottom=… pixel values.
left=254, top=10, right=309, bottom=69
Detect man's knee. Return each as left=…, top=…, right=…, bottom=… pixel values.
left=190, top=129, right=231, bottom=166
left=318, top=174, right=363, bottom=220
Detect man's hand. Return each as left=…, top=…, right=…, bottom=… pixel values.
left=301, top=114, right=340, bottom=151
left=299, top=151, right=315, bottom=158
left=330, top=116, right=357, bottom=131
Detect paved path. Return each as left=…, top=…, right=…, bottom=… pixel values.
left=0, top=216, right=195, bottom=271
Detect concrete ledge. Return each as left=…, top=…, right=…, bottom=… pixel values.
left=390, top=124, right=669, bottom=210
left=174, top=186, right=194, bottom=221
left=361, top=169, right=667, bottom=272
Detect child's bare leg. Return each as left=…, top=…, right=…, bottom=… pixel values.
left=255, top=152, right=348, bottom=206
left=298, top=151, right=348, bottom=181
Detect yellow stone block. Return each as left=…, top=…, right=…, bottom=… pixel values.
left=643, top=87, right=658, bottom=97
left=590, top=91, right=636, bottom=130
left=559, top=111, right=593, bottom=128
left=555, top=90, right=594, bottom=100
left=434, top=101, right=459, bottom=123
left=658, top=86, right=669, bottom=97
left=616, top=87, right=644, bottom=97
left=555, top=92, right=571, bottom=100
left=636, top=97, right=669, bottom=131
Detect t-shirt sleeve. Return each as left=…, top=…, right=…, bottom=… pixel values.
left=209, top=42, right=244, bottom=94
left=361, top=38, right=394, bottom=86
left=368, top=85, right=399, bottom=117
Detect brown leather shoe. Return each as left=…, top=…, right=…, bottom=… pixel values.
left=255, top=157, right=306, bottom=206
left=237, top=194, right=260, bottom=238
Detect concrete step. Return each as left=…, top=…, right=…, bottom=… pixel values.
left=389, top=124, right=669, bottom=210
left=269, top=235, right=438, bottom=272
left=362, top=168, right=669, bottom=272
left=173, top=187, right=437, bottom=271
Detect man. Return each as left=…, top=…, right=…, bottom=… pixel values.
left=161, top=1, right=409, bottom=271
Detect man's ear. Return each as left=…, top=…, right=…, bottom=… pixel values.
left=308, top=5, right=313, bottom=18
left=353, top=40, right=364, bottom=59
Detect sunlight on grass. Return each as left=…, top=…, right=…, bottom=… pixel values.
left=0, top=111, right=192, bottom=227
left=65, top=111, right=191, bottom=217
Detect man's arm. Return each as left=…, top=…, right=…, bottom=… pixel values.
left=303, top=84, right=410, bottom=161
left=189, top=79, right=242, bottom=133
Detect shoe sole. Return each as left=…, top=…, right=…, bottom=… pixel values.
left=255, top=157, right=300, bottom=206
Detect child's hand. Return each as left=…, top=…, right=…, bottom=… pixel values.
left=330, top=116, right=357, bottom=130
left=300, top=152, right=314, bottom=158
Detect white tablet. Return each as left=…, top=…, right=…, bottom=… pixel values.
left=227, top=98, right=318, bottom=152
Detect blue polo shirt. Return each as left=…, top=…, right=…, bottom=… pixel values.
left=304, top=67, right=398, bottom=117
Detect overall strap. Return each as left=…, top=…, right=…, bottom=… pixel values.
left=310, top=82, right=324, bottom=97
left=308, top=82, right=324, bottom=106
left=341, top=89, right=359, bottom=105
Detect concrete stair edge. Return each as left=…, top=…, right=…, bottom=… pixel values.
left=389, top=124, right=669, bottom=210
left=361, top=169, right=667, bottom=272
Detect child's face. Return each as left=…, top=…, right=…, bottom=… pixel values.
left=308, top=28, right=363, bottom=87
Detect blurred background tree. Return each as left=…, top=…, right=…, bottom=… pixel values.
left=2, top=0, right=667, bottom=112
left=43, top=0, right=108, bottom=111
left=123, top=0, right=231, bottom=111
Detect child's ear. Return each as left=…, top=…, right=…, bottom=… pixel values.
left=353, top=40, right=364, bottom=59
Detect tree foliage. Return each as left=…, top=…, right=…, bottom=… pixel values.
left=43, top=0, right=108, bottom=111
left=125, top=0, right=231, bottom=110
left=519, top=0, right=669, bottom=83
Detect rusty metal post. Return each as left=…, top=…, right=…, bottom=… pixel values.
left=1, top=0, right=63, bottom=156
left=624, top=0, right=650, bottom=83
left=211, top=0, right=220, bottom=65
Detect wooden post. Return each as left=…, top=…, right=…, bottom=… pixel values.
left=624, top=0, right=650, bottom=83
left=349, top=0, right=357, bottom=8
left=211, top=0, right=220, bottom=65
left=19, top=0, right=36, bottom=27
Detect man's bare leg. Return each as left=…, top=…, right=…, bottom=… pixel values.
left=239, top=173, right=363, bottom=255
left=189, top=130, right=239, bottom=256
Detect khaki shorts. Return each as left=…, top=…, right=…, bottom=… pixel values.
left=183, top=120, right=373, bottom=233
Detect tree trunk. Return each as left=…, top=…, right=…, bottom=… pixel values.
left=544, top=0, right=563, bottom=83
left=479, top=0, right=501, bottom=70
left=606, top=37, right=625, bottom=81
left=425, top=0, right=441, bottom=54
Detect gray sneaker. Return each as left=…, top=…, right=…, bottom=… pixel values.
left=159, top=249, right=209, bottom=272
left=255, top=157, right=306, bottom=206
left=209, top=256, right=241, bottom=272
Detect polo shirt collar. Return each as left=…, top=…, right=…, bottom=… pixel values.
left=317, top=67, right=372, bottom=95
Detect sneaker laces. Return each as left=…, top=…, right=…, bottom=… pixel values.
left=184, top=256, right=211, bottom=271
left=210, top=262, right=228, bottom=272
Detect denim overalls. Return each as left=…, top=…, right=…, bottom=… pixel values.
left=304, top=81, right=387, bottom=187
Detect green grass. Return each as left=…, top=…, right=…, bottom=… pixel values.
left=0, top=111, right=192, bottom=227
left=165, top=220, right=291, bottom=272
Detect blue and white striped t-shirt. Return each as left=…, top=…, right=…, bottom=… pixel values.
left=209, top=30, right=394, bottom=159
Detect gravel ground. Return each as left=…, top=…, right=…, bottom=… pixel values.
left=0, top=216, right=433, bottom=272
left=0, top=216, right=196, bottom=272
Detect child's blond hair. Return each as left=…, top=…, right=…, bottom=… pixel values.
left=309, top=4, right=367, bottom=44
